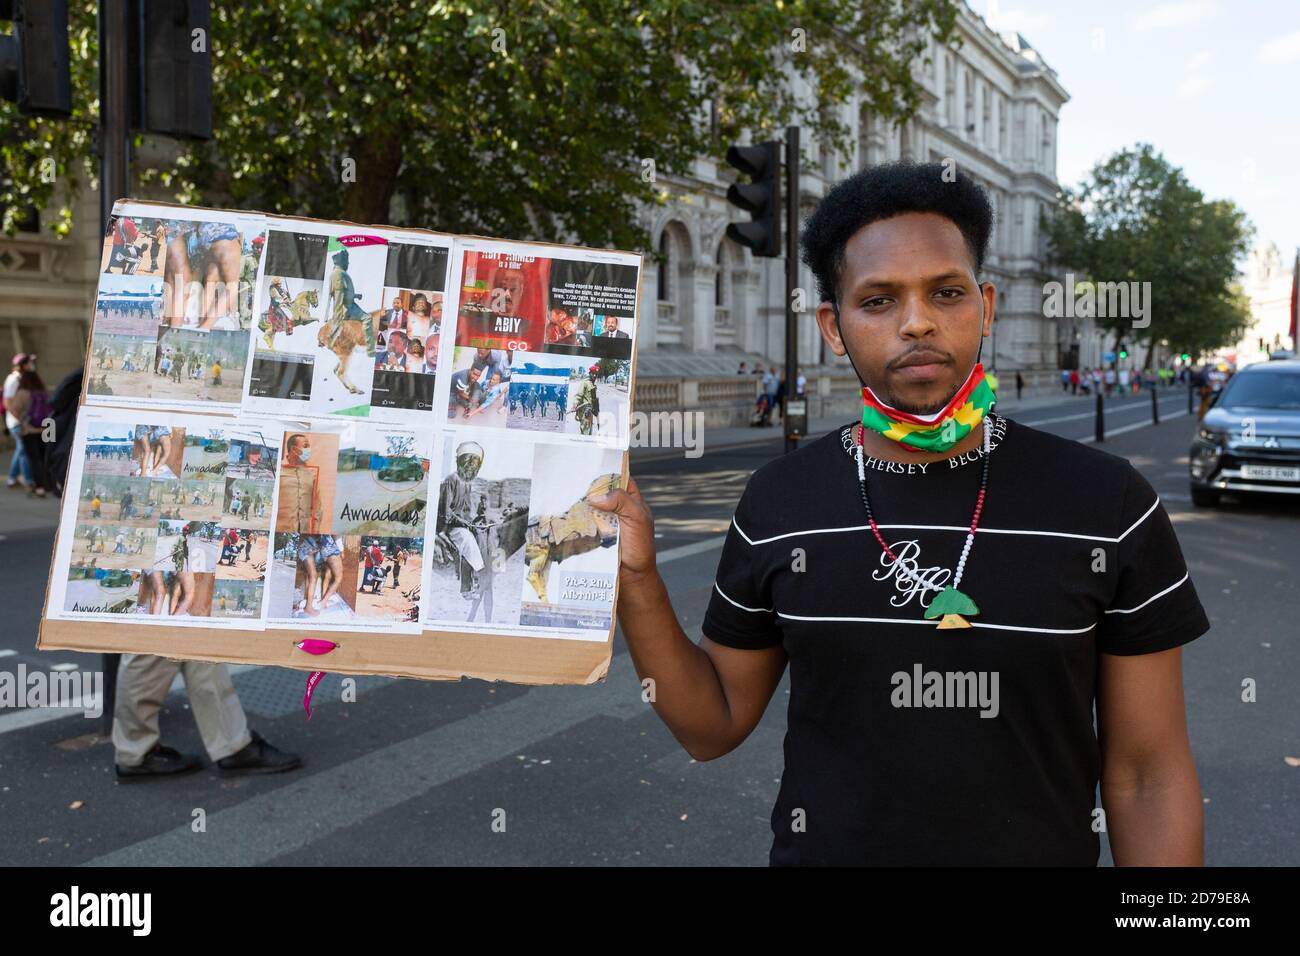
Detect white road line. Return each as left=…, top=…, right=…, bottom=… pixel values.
left=84, top=662, right=648, bottom=866
left=1021, top=397, right=1184, bottom=428
left=51, top=663, right=79, bottom=671
left=657, top=535, right=727, bottom=563
left=1080, top=409, right=1188, bottom=444
left=0, top=649, right=16, bottom=658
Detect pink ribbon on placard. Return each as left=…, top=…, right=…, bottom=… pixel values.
left=303, top=670, right=326, bottom=720
left=294, top=640, right=339, bottom=719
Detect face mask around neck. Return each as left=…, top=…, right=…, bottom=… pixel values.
left=860, top=362, right=996, bottom=453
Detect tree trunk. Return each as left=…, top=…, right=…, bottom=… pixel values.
left=339, top=134, right=404, bottom=225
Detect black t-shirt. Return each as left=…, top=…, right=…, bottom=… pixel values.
left=702, top=414, right=1210, bottom=866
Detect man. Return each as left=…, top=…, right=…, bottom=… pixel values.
left=591, top=162, right=1209, bottom=866
left=326, top=248, right=374, bottom=354
left=602, top=314, right=630, bottom=339
left=574, top=366, right=600, bottom=436
left=113, top=654, right=301, bottom=781
left=384, top=295, right=408, bottom=335
left=278, top=434, right=322, bottom=533
left=376, top=330, right=411, bottom=371
left=5, top=354, right=34, bottom=490
left=436, top=442, right=494, bottom=622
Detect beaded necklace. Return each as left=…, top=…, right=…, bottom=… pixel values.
left=854, top=418, right=991, bottom=628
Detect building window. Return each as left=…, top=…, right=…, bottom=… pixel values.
left=945, top=54, right=956, bottom=125
left=715, top=242, right=726, bottom=307
left=657, top=231, right=670, bottom=302
left=981, top=87, right=990, bottom=145
left=998, top=95, right=1007, bottom=155
left=964, top=69, right=974, bottom=136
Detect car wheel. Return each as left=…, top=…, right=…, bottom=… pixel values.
left=1190, top=487, right=1220, bottom=507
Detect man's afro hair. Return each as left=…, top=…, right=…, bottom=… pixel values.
left=799, top=161, right=994, bottom=305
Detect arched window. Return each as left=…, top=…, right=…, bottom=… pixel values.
left=657, top=231, right=670, bottom=302
left=714, top=242, right=725, bottom=307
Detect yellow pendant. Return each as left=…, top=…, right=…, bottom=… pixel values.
left=936, top=613, right=972, bottom=629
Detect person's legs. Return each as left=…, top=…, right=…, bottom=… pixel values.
left=21, top=433, right=47, bottom=493
left=301, top=554, right=319, bottom=614
left=112, top=654, right=183, bottom=767
left=8, top=423, right=31, bottom=484
left=319, top=554, right=343, bottom=606
left=181, top=661, right=251, bottom=762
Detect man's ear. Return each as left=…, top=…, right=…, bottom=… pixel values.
left=980, top=282, right=996, bottom=337
left=815, top=301, right=847, bottom=357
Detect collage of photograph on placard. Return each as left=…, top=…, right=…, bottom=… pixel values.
left=424, top=434, right=623, bottom=640
left=445, top=243, right=637, bottom=447
left=86, top=204, right=264, bottom=412
left=52, top=411, right=282, bottom=626
left=265, top=424, right=430, bottom=630
left=244, top=223, right=451, bottom=423
left=51, top=201, right=641, bottom=645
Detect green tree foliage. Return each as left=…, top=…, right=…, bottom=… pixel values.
left=1043, top=144, right=1254, bottom=362
left=3, top=0, right=959, bottom=248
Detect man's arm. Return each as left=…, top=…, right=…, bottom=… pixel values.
left=591, top=478, right=787, bottom=762
left=1097, top=647, right=1203, bottom=865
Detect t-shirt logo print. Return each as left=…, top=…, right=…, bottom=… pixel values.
left=871, top=539, right=951, bottom=608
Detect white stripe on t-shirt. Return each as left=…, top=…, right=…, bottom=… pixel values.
left=1103, top=573, right=1189, bottom=615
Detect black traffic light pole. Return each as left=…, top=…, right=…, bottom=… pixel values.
left=783, top=126, right=801, bottom=455
left=98, top=0, right=133, bottom=735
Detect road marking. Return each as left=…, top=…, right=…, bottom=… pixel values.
left=52, top=663, right=78, bottom=672
left=657, top=536, right=727, bottom=563
left=1080, top=409, right=1188, bottom=444
left=1021, top=397, right=1184, bottom=428
left=0, top=649, right=16, bottom=658
left=85, top=663, right=647, bottom=866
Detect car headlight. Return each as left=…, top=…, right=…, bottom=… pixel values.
left=1196, top=427, right=1228, bottom=448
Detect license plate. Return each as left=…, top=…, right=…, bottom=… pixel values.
left=1241, top=464, right=1300, bottom=481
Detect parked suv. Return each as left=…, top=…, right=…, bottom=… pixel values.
left=1189, top=360, right=1300, bottom=506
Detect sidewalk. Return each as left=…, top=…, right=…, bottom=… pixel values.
left=0, top=474, right=62, bottom=534
left=628, top=383, right=1189, bottom=461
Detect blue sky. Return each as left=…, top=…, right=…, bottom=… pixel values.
left=972, top=0, right=1300, bottom=263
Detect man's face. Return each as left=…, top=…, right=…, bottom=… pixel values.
left=392, top=336, right=407, bottom=355
left=815, top=212, right=994, bottom=415
left=491, top=269, right=526, bottom=314
left=290, top=437, right=309, bottom=462
left=605, top=315, right=619, bottom=334
left=392, top=297, right=402, bottom=310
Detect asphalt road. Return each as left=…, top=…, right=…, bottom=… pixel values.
left=1, top=388, right=1296, bottom=866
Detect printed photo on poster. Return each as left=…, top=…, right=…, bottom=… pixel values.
left=518, top=445, right=623, bottom=633
left=355, top=535, right=422, bottom=623
left=267, top=532, right=356, bottom=621
left=247, top=228, right=330, bottom=405
left=541, top=258, right=638, bottom=361
left=426, top=436, right=533, bottom=627
left=445, top=347, right=512, bottom=428
left=275, top=430, right=339, bottom=534
left=333, top=427, right=429, bottom=536
left=505, top=353, right=630, bottom=442
left=454, top=250, right=548, bottom=351
left=47, top=408, right=282, bottom=629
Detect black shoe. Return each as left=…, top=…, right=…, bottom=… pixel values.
left=115, top=744, right=203, bottom=781
left=217, top=731, right=302, bottom=776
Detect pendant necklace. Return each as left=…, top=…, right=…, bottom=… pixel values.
left=854, top=418, right=991, bottom=629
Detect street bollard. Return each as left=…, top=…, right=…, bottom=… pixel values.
left=101, top=653, right=119, bottom=737
left=1095, top=392, right=1105, bottom=443
left=1188, top=383, right=1194, bottom=414
left=1152, top=385, right=1159, bottom=426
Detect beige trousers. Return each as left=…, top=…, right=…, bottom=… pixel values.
left=112, top=654, right=252, bottom=766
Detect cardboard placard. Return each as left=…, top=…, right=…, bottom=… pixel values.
left=37, top=200, right=642, bottom=686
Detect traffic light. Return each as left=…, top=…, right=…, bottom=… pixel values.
left=131, top=0, right=212, bottom=140
left=1119, top=349, right=1128, bottom=359
left=1181, top=353, right=1191, bottom=362
left=0, top=0, right=73, bottom=117
left=724, top=141, right=780, bottom=258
